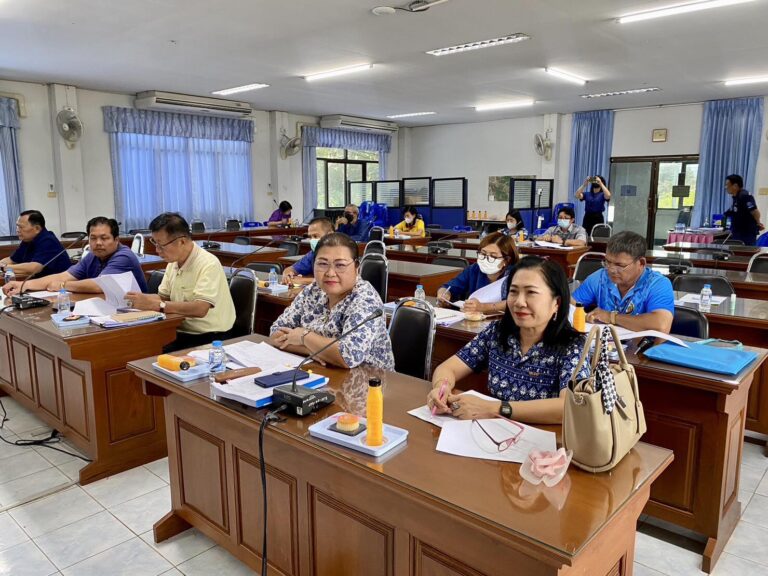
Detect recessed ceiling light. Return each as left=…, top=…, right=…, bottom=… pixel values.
left=212, top=83, right=269, bottom=96
left=371, top=6, right=396, bottom=15
left=617, top=0, right=756, bottom=24
left=544, top=67, right=587, bottom=86
left=427, top=33, right=530, bottom=56
left=303, top=63, right=374, bottom=82
left=724, top=75, right=768, bottom=86
left=386, top=112, right=437, bottom=119
left=581, top=87, right=661, bottom=99
left=475, top=99, right=535, bottom=112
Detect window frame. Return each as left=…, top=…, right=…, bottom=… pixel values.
left=316, top=148, right=379, bottom=209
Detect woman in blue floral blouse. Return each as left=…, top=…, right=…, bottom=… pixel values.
left=270, top=233, right=394, bottom=370
left=427, top=257, right=588, bottom=424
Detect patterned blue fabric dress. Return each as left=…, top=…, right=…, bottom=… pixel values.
left=456, top=321, right=589, bottom=401
left=270, top=276, right=394, bottom=370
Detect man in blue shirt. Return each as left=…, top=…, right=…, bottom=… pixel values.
left=724, top=174, right=763, bottom=246
left=282, top=217, right=334, bottom=284
left=3, top=217, right=148, bottom=295
left=572, top=230, right=674, bottom=333
left=0, top=210, right=71, bottom=277
left=335, top=204, right=372, bottom=241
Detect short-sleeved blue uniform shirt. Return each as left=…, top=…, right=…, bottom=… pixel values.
left=67, top=244, right=148, bottom=292
left=10, top=229, right=71, bottom=276
left=572, top=267, right=674, bottom=316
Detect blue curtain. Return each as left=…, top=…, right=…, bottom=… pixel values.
left=0, top=97, right=23, bottom=237
left=104, top=107, right=253, bottom=231
left=302, top=126, right=391, bottom=218
left=569, top=110, right=614, bottom=226
left=692, top=97, right=764, bottom=227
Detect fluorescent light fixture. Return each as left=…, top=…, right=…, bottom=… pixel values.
left=617, top=0, right=756, bottom=24
left=544, top=67, right=587, bottom=85
left=581, top=87, right=661, bottom=99
left=303, top=63, right=373, bottom=81
left=212, top=83, right=269, bottom=96
left=475, top=99, right=535, bottom=112
left=724, top=75, right=768, bottom=86
left=427, top=33, right=530, bottom=56
left=386, top=112, right=436, bottom=119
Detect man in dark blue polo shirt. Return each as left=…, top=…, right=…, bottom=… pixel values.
left=3, top=217, right=148, bottom=295
left=282, top=217, right=334, bottom=284
left=335, top=204, right=372, bottom=242
left=724, top=174, right=763, bottom=246
left=0, top=210, right=71, bottom=277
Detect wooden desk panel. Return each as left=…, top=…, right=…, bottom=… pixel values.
left=0, top=296, right=183, bottom=484
left=651, top=266, right=768, bottom=301
left=386, top=245, right=478, bottom=265
left=131, top=345, right=671, bottom=576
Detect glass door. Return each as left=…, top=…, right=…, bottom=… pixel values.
left=609, top=160, right=653, bottom=239
left=652, top=160, right=698, bottom=246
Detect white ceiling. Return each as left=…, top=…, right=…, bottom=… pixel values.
left=1, top=0, right=768, bottom=125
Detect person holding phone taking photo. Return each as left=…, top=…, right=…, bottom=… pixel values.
left=575, top=175, right=612, bottom=235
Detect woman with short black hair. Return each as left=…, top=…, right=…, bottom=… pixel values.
left=267, top=200, right=293, bottom=228
left=575, top=175, right=611, bottom=235
left=394, top=206, right=425, bottom=237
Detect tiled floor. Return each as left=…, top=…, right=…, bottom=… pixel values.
left=2, top=396, right=768, bottom=575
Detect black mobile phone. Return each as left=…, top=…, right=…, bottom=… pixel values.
left=254, top=370, right=311, bottom=388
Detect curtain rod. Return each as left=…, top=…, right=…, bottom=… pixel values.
left=612, top=101, right=704, bottom=112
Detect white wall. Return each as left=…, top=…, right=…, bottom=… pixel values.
left=612, top=104, right=703, bottom=158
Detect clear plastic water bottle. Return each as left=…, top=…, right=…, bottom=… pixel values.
left=3, top=268, right=15, bottom=286
left=57, top=289, right=71, bottom=313
left=268, top=268, right=278, bottom=287
left=699, top=284, right=712, bottom=313
left=208, top=340, right=226, bottom=373
left=414, top=284, right=426, bottom=301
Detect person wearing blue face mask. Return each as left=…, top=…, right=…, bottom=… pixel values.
left=575, top=175, right=612, bottom=235
left=281, top=217, right=334, bottom=284
left=539, top=206, right=587, bottom=247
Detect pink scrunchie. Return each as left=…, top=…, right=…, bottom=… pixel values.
left=527, top=448, right=570, bottom=478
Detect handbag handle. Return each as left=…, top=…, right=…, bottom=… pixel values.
left=569, top=325, right=603, bottom=386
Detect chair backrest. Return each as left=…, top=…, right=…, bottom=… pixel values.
left=427, top=241, right=453, bottom=254
left=234, top=236, right=251, bottom=246
left=590, top=224, right=612, bottom=241
left=363, top=240, right=386, bottom=256
left=574, top=252, right=605, bottom=283
left=653, top=257, right=692, bottom=268
left=359, top=254, right=388, bottom=302
left=432, top=256, right=469, bottom=269
left=228, top=268, right=258, bottom=337
left=246, top=262, right=283, bottom=275
left=225, top=219, right=242, bottom=232
left=369, top=227, right=384, bottom=242
left=388, top=298, right=436, bottom=380
left=130, top=233, right=144, bottom=256
left=147, top=270, right=165, bottom=294
left=80, top=245, right=91, bottom=260
left=425, top=224, right=442, bottom=230
left=748, top=253, right=768, bottom=274
left=672, top=273, right=735, bottom=297
left=190, top=220, right=206, bottom=234
left=61, top=231, right=87, bottom=239
left=676, top=208, right=692, bottom=227
left=128, top=228, right=151, bottom=236
left=278, top=241, right=300, bottom=257
left=671, top=306, right=709, bottom=339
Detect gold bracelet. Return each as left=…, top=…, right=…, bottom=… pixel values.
left=610, top=311, right=618, bottom=325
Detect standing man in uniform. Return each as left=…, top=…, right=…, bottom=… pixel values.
left=725, top=174, right=763, bottom=246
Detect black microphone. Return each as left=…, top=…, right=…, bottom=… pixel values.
left=428, top=232, right=461, bottom=254
left=201, top=226, right=227, bottom=250
left=272, top=308, right=384, bottom=416
left=226, top=240, right=280, bottom=275
left=11, top=232, right=87, bottom=309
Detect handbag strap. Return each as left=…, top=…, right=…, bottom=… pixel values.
left=569, top=326, right=602, bottom=386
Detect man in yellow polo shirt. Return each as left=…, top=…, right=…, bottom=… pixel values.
left=126, top=212, right=235, bottom=352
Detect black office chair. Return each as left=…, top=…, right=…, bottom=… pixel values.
left=359, top=254, right=388, bottom=302
left=246, top=262, right=283, bottom=275
left=61, top=231, right=87, bottom=239
left=747, top=253, right=768, bottom=274
left=673, top=274, right=735, bottom=297
left=147, top=270, right=165, bottom=294
left=225, top=219, right=242, bottom=232
left=388, top=298, right=436, bottom=380
left=723, top=239, right=745, bottom=246
left=228, top=268, right=258, bottom=337
left=363, top=240, right=386, bottom=257
left=369, top=227, right=384, bottom=242
left=432, top=256, right=469, bottom=269
left=676, top=208, right=692, bottom=228
left=190, top=220, right=206, bottom=234
left=671, top=306, right=709, bottom=339
left=427, top=241, right=453, bottom=254
left=278, top=241, right=300, bottom=257
left=128, top=228, right=151, bottom=236
left=425, top=224, right=442, bottom=230
left=574, top=252, right=605, bottom=283
left=234, top=236, right=251, bottom=246
left=590, top=224, right=612, bottom=241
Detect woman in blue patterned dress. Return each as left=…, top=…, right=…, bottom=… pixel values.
left=427, top=257, right=588, bottom=424
left=270, top=233, right=394, bottom=370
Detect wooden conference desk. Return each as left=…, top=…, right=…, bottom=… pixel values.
left=432, top=316, right=765, bottom=573
left=646, top=249, right=751, bottom=272
left=663, top=241, right=766, bottom=257
left=130, top=341, right=672, bottom=576
left=385, top=245, right=479, bottom=265
left=0, top=295, right=183, bottom=484
left=197, top=241, right=288, bottom=267
left=649, top=265, right=768, bottom=301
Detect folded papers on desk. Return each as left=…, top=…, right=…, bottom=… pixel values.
left=90, top=311, right=164, bottom=328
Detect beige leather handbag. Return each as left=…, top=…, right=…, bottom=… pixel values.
left=562, top=325, right=646, bottom=473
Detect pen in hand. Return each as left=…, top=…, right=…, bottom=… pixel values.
left=431, top=382, right=447, bottom=416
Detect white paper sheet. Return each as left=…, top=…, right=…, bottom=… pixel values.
left=434, top=308, right=466, bottom=326
left=675, top=293, right=727, bottom=306
left=568, top=305, right=689, bottom=347
left=26, top=291, right=58, bottom=298
left=534, top=240, right=575, bottom=250
left=73, top=297, right=117, bottom=317
left=467, top=276, right=507, bottom=303
left=93, top=272, right=141, bottom=308
left=408, top=390, right=497, bottom=428
left=436, top=419, right=557, bottom=463
left=188, top=341, right=305, bottom=374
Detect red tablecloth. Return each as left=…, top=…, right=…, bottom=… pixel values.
left=667, top=232, right=715, bottom=244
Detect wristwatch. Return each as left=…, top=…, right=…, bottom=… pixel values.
left=159, top=301, right=166, bottom=312
left=300, top=328, right=311, bottom=346
left=499, top=401, right=513, bottom=418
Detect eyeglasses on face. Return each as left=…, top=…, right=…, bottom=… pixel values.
left=150, top=236, right=183, bottom=249
left=601, top=258, right=637, bottom=272
left=314, top=259, right=356, bottom=274
left=478, top=251, right=503, bottom=264
left=471, top=418, right=524, bottom=453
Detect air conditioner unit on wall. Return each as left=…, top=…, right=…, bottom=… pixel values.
left=320, top=115, right=398, bottom=133
left=134, top=91, right=253, bottom=117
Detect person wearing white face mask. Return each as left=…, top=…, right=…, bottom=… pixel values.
left=540, top=206, right=587, bottom=247
left=281, top=217, right=334, bottom=284
left=393, top=206, right=425, bottom=237
left=436, top=232, right=519, bottom=314
left=501, top=209, right=527, bottom=238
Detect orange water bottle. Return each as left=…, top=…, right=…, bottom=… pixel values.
left=366, top=377, right=383, bottom=446
left=388, top=225, right=394, bottom=237
left=518, top=230, right=525, bottom=243
left=573, top=303, right=586, bottom=333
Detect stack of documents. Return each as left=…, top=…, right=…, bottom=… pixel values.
left=534, top=240, right=575, bottom=250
